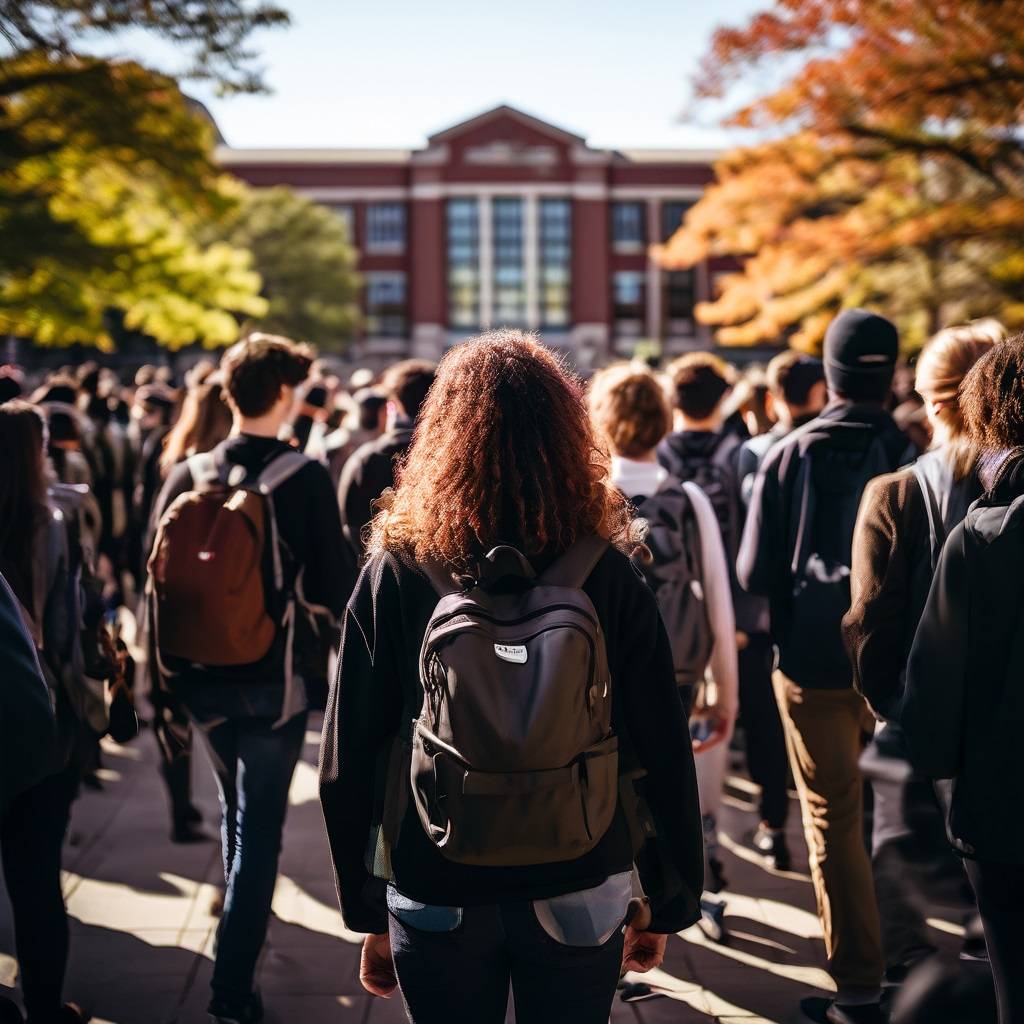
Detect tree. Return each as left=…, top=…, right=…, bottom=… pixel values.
left=659, top=0, right=1024, bottom=351
left=208, top=187, right=360, bottom=352
left=0, top=0, right=289, bottom=94
left=0, top=53, right=267, bottom=348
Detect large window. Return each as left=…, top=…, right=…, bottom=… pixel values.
left=611, top=201, right=645, bottom=249
left=539, top=198, right=571, bottom=327
left=492, top=197, right=526, bottom=325
left=366, top=202, right=406, bottom=253
left=447, top=198, right=480, bottom=328
left=613, top=271, right=645, bottom=335
left=365, top=272, right=407, bottom=337
left=661, top=201, right=697, bottom=332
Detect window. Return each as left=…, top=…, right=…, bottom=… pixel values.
left=365, top=272, right=407, bottom=337
left=447, top=198, right=479, bottom=328
left=366, top=202, right=406, bottom=253
left=613, top=271, right=645, bottom=335
left=492, top=198, right=526, bottom=326
left=611, top=202, right=645, bottom=249
left=323, top=203, right=355, bottom=243
left=661, top=201, right=692, bottom=243
left=539, top=198, right=571, bottom=327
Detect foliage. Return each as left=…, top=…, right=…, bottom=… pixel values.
left=207, top=186, right=360, bottom=352
left=0, top=53, right=266, bottom=349
left=0, top=0, right=290, bottom=94
left=659, top=0, right=1024, bottom=352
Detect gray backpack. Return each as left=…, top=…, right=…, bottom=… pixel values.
left=411, top=536, right=618, bottom=867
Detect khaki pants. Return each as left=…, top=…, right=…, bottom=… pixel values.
left=773, top=672, right=884, bottom=995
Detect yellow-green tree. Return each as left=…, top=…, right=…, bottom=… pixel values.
left=659, top=0, right=1024, bottom=352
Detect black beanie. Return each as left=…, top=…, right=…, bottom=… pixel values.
left=824, top=308, right=898, bottom=401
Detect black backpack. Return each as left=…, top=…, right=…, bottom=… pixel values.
left=671, top=433, right=743, bottom=557
left=912, top=449, right=983, bottom=570
left=787, top=421, right=908, bottom=682
left=631, top=479, right=714, bottom=687
left=409, top=537, right=618, bottom=867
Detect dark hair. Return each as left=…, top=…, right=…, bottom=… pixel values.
left=160, top=379, right=233, bottom=475
left=767, top=351, right=826, bottom=407
left=371, top=330, right=631, bottom=569
left=587, top=363, right=672, bottom=458
left=355, top=389, right=387, bottom=431
left=961, top=333, right=1024, bottom=451
left=0, top=402, right=50, bottom=608
left=666, top=352, right=733, bottom=420
left=379, top=359, right=436, bottom=419
left=220, top=332, right=314, bottom=418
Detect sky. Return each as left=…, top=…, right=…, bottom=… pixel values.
left=100, top=0, right=766, bottom=151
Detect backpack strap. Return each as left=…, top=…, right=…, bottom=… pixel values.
left=912, top=459, right=944, bottom=571
left=538, top=534, right=609, bottom=588
left=419, top=560, right=464, bottom=597
left=257, top=450, right=310, bottom=494
left=187, top=450, right=221, bottom=488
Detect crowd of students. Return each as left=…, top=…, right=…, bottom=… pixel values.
left=0, top=312, right=1020, bottom=1024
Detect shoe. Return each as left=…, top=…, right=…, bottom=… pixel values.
left=697, top=896, right=728, bottom=944
left=799, top=996, right=885, bottom=1024
left=751, top=823, right=791, bottom=872
left=208, top=991, right=263, bottom=1024
left=171, top=823, right=211, bottom=844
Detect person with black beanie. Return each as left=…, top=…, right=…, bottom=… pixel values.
left=738, top=309, right=916, bottom=1024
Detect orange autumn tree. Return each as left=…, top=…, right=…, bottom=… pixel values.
left=657, top=0, right=1024, bottom=352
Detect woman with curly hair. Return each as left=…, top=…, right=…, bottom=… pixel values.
left=320, top=331, right=703, bottom=1024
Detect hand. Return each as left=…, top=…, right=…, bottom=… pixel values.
left=690, top=708, right=737, bottom=754
left=360, top=932, right=397, bottom=998
left=622, top=926, right=668, bottom=974
left=736, top=630, right=750, bottom=651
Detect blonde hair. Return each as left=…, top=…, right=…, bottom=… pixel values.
left=587, top=363, right=672, bottom=459
left=916, top=319, right=1003, bottom=479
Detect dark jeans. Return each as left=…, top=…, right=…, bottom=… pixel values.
left=0, top=766, right=78, bottom=1020
left=193, top=711, right=307, bottom=1004
left=388, top=901, right=624, bottom=1024
left=739, top=633, right=789, bottom=828
left=964, top=858, right=1024, bottom=1024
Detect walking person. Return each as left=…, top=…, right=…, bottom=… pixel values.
left=320, top=331, right=704, bottom=1024
left=902, top=332, right=1024, bottom=1024
left=738, top=309, right=916, bottom=1024
left=843, top=322, right=998, bottom=1002
left=148, top=334, right=348, bottom=1024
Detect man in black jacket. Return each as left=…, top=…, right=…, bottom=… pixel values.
left=738, top=309, right=915, bottom=1024
left=337, top=359, right=435, bottom=564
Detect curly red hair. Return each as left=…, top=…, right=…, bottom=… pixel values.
left=370, top=330, right=632, bottom=569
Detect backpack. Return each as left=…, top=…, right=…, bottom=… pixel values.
left=148, top=448, right=308, bottom=668
left=787, top=422, right=906, bottom=681
left=631, top=479, right=713, bottom=687
left=672, top=433, right=743, bottom=556
left=409, top=536, right=619, bottom=867
left=912, top=449, right=983, bottom=570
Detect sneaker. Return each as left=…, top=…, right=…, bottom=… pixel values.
left=799, top=996, right=885, bottom=1024
left=208, top=991, right=263, bottom=1024
left=697, top=896, right=729, bottom=944
left=751, top=823, right=791, bottom=872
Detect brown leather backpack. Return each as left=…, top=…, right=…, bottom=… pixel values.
left=148, top=450, right=308, bottom=667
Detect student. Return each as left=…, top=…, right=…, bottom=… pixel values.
left=903, top=333, right=1024, bottom=1024
left=336, top=359, right=435, bottom=563
left=738, top=309, right=916, bottom=1024
left=324, top=387, right=388, bottom=489
left=0, top=402, right=91, bottom=1024
left=321, top=331, right=704, bottom=1024
left=844, top=322, right=997, bottom=990
left=657, top=353, right=786, bottom=874
left=149, top=334, right=348, bottom=1024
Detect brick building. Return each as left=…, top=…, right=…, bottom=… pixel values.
left=218, top=105, right=727, bottom=366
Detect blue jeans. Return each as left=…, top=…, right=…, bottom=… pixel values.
left=194, top=710, right=307, bottom=1003
left=387, top=897, right=625, bottom=1023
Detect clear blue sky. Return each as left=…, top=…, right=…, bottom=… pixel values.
left=103, top=0, right=765, bottom=150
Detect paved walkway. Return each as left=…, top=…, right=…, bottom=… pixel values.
left=0, top=722, right=960, bottom=1024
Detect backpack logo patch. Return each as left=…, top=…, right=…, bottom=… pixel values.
left=494, top=643, right=528, bottom=664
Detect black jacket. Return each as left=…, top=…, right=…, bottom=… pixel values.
left=337, top=425, right=414, bottom=563
left=738, top=400, right=915, bottom=688
left=903, top=456, right=1024, bottom=863
left=319, top=546, right=704, bottom=935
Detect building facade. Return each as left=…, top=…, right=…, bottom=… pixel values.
left=218, top=105, right=727, bottom=366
